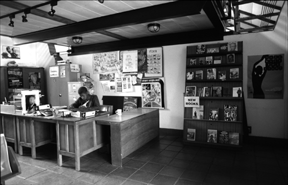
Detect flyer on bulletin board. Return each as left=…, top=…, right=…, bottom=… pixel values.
left=49, top=66, right=59, bottom=77
left=122, top=50, right=138, bottom=73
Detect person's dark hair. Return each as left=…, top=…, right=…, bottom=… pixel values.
left=78, top=86, right=88, bottom=94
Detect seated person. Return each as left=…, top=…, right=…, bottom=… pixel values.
left=69, top=86, right=100, bottom=109
left=26, top=96, right=37, bottom=114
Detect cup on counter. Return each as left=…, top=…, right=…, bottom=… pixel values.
left=115, top=109, right=122, bottom=116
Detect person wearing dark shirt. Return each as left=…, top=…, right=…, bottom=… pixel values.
left=69, top=86, right=100, bottom=109
left=26, top=96, right=37, bottom=114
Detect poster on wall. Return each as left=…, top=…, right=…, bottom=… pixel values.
left=146, top=47, right=163, bottom=77
left=131, top=73, right=143, bottom=86
left=28, top=72, right=41, bottom=89
left=138, top=49, right=147, bottom=73
left=141, top=78, right=164, bottom=109
left=122, top=50, right=138, bottom=73
left=7, top=68, right=23, bottom=88
left=70, top=64, right=80, bottom=72
left=92, top=51, right=119, bottom=74
left=122, top=75, right=133, bottom=92
left=49, top=66, right=59, bottom=77
left=247, top=54, right=284, bottom=99
left=99, top=73, right=115, bottom=81
left=1, top=45, right=20, bottom=59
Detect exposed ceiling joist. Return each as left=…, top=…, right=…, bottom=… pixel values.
left=253, top=1, right=282, bottom=10
left=12, top=1, right=205, bottom=46
left=232, top=1, right=253, bottom=6
left=203, top=1, right=225, bottom=31
left=70, top=29, right=223, bottom=56
left=237, top=10, right=278, bottom=25
left=237, top=25, right=274, bottom=33
left=240, top=20, right=259, bottom=28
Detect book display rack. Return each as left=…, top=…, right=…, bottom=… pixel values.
left=184, top=41, right=245, bottom=148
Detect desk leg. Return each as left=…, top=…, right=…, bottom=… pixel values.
left=30, top=119, right=36, bottom=159
left=74, top=124, right=80, bottom=171
left=16, top=118, right=22, bottom=156
left=110, top=124, right=122, bottom=167
left=12, top=116, right=18, bottom=154
left=56, top=122, right=62, bottom=167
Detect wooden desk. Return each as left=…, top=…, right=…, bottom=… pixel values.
left=95, top=108, right=159, bottom=167
left=0, top=112, right=109, bottom=171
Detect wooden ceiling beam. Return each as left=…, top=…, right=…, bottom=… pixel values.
left=203, top=1, right=225, bottom=32
left=12, top=1, right=205, bottom=46
left=70, top=29, right=224, bottom=56
left=237, top=25, right=275, bottom=33
left=240, top=20, right=259, bottom=28
left=237, top=10, right=278, bottom=25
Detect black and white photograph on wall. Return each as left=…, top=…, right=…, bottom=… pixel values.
left=28, top=72, right=41, bottom=89
left=227, top=42, right=238, bottom=51
left=247, top=54, right=284, bottom=99
left=196, top=44, right=206, bottom=54
left=1, top=45, right=20, bottom=59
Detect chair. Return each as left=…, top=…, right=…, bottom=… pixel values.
left=1, top=146, right=21, bottom=185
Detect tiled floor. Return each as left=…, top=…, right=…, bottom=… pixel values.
left=5, top=135, right=288, bottom=185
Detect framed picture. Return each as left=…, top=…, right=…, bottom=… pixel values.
left=228, top=42, right=238, bottom=51
left=21, top=90, right=41, bottom=114
left=1, top=45, right=20, bottom=59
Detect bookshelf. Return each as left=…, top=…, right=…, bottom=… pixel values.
left=184, top=41, right=245, bottom=148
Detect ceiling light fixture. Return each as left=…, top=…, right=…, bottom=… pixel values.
left=147, top=23, right=160, bottom=33
left=48, top=1, right=58, bottom=16
left=22, top=10, right=30, bottom=23
left=72, top=36, right=83, bottom=44
left=98, top=0, right=104, bottom=3
left=8, top=15, right=15, bottom=27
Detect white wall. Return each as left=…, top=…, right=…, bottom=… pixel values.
left=70, top=2, right=287, bottom=139
left=0, top=36, right=40, bottom=67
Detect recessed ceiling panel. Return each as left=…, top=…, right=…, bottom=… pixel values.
left=107, top=13, right=214, bottom=39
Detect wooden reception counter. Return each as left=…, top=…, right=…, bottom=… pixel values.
left=94, top=108, right=159, bottom=167
left=0, top=108, right=159, bottom=170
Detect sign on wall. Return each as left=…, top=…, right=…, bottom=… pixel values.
left=141, top=78, right=164, bottom=109
left=247, top=54, right=284, bottom=99
left=92, top=51, right=119, bottom=74
left=1, top=45, right=20, bottom=59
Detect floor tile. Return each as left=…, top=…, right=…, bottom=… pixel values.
left=70, top=179, right=94, bottom=185
left=204, top=172, right=230, bottom=185
left=95, top=174, right=126, bottom=185
left=150, top=174, right=178, bottom=185
left=159, top=166, right=185, bottom=178
left=158, top=150, right=178, bottom=158
left=150, top=155, right=173, bottom=165
left=122, top=179, right=148, bottom=185
left=27, top=170, right=74, bottom=185
left=192, top=156, right=214, bottom=164
left=186, top=161, right=211, bottom=172
left=95, top=163, right=118, bottom=174
left=165, top=146, right=183, bottom=152
left=6, top=176, right=39, bottom=185
left=77, top=170, right=107, bottom=184
left=159, top=139, right=173, bottom=145
left=168, top=158, right=190, bottom=169
left=229, top=178, right=257, bottom=185
left=129, top=170, right=157, bottom=183
left=123, top=159, right=146, bottom=169
left=170, top=141, right=184, bottom=147
left=175, top=179, right=202, bottom=185
left=212, top=157, right=234, bottom=167
left=180, top=170, right=207, bottom=182
left=110, top=167, right=137, bottom=178
left=175, top=152, right=195, bottom=161
left=140, top=162, right=164, bottom=173
left=208, top=164, right=232, bottom=174
left=18, top=162, right=46, bottom=179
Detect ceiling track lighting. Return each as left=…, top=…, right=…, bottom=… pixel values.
left=48, top=1, right=58, bottom=16
left=98, top=0, right=104, bottom=3
left=8, top=14, right=15, bottom=27
left=22, top=9, right=30, bottom=23
left=147, top=23, right=160, bottom=33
